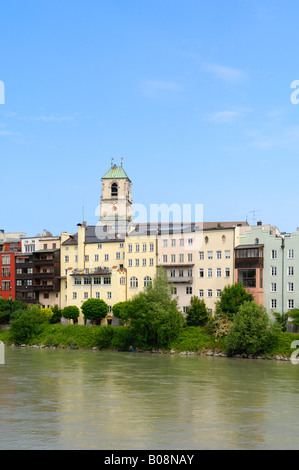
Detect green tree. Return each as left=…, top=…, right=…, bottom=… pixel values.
left=112, top=301, right=131, bottom=325
left=215, top=283, right=254, bottom=320
left=288, top=309, right=299, bottom=330
left=81, top=298, right=109, bottom=325
left=62, top=305, right=80, bottom=323
left=225, top=301, right=281, bottom=356
left=186, top=296, right=210, bottom=326
left=9, top=305, right=49, bottom=344
left=125, top=267, right=184, bottom=349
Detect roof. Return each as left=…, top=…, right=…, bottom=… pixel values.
left=62, top=225, right=125, bottom=245
left=235, top=244, right=264, bottom=249
left=102, top=165, right=131, bottom=181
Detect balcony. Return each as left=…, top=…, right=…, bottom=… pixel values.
left=33, top=272, right=54, bottom=279
left=168, top=276, right=193, bottom=284
left=34, top=259, right=54, bottom=266
left=33, top=284, right=55, bottom=291
left=70, top=267, right=112, bottom=276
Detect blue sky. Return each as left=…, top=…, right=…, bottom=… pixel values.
left=1, top=0, right=299, bottom=236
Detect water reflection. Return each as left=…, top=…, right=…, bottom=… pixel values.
left=0, top=348, right=299, bottom=449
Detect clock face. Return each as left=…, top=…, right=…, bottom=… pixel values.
left=110, top=202, right=118, bottom=212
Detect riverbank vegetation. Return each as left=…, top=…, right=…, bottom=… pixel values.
left=0, top=272, right=298, bottom=359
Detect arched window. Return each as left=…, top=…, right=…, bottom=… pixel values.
left=143, top=276, right=152, bottom=288
left=130, top=276, right=138, bottom=288
left=111, top=182, right=118, bottom=197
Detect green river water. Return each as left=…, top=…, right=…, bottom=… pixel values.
left=0, top=346, right=299, bottom=450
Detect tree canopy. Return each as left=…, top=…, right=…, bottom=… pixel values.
left=215, top=283, right=254, bottom=320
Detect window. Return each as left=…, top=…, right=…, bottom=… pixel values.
left=186, top=286, right=192, bottom=295
left=199, top=289, right=204, bottom=298
left=225, top=268, right=230, bottom=278
left=149, top=258, right=154, bottom=266
left=179, top=269, right=184, bottom=277
left=188, top=269, right=193, bottom=277
left=208, top=251, right=213, bottom=259
left=216, top=268, right=221, bottom=278
left=188, top=238, right=193, bottom=246
left=128, top=259, right=132, bottom=267
left=199, top=268, right=204, bottom=278
left=171, top=286, right=177, bottom=295
left=271, top=266, right=277, bottom=276
left=171, top=254, right=176, bottom=263
left=111, top=182, right=118, bottom=197
left=75, top=255, right=78, bottom=262
left=207, top=289, right=212, bottom=297
left=179, top=239, right=184, bottom=246
left=128, top=244, right=132, bottom=253
left=135, top=244, right=140, bottom=253
left=216, top=289, right=221, bottom=298
left=84, top=277, right=91, bottom=285
left=199, top=252, right=204, bottom=260
left=94, top=254, right=99, bottom=262
left=103, top=277, right=111, bottom=285
left=93, top=277, right=101, bottom=285
left=163, top=239, right=168, bottom=247
left=84, top=292, right=88, bottom=299
left=179, top=254, right=184, bottom=263
left=96, top=292, right=100, bottom=299
left=288, top=266, right=294, bottom=276
left=288, top=282, right=294, bottom=292
left=288, top=249, right=295, bottom=259
left=288, top=299, right=294, bottom=310
left=271, top=283, right=277, bottom=292
left=2, top=281, right=10, bottom=291
left=149, top=243, right=154, bottom=252
left=271, top=250, right=277, bottom=259
left=163, top=255, right=168, bottom=263
left=171, top=239, right=176, bottom=247
left=116, top=252, right=120, bottom=259
left=130, top=277, right=138, bottom=288
left=120, top=277, right=126, bottom=285
left=85, top=255, right=89, bottom=262
left=16, top=280, right=22, bottom=286
left=1, top=268, right=10, bottom=277
left=216, top=251, right=222, bottom=259
left=72, top=292, right=77, bottom=299
left=98, top=244, right=102, bottom=249
left=144, top=276, right=152, bottom=287
left=74, top=277, right=81, bottom=285
left=119, top=243, right=124, bottom=248
left=225, top=250, right=231, bottom=259
left=142, top=244, right=147, bottom=252
left=142, top=258, right=146, bottom=266
left=271, top=299, right=277, bottom=309
left=64, top=256, right=69, bottom=263
left=207, top=268, right=212, bottom=278
left=135, top=259, right=139, bottom=267
left=107, top=292, right=112, bottom=299
left=170, top=269, right=175, bottom=278
left=187, top=254, right=193, bottom=262
left=104, top=254, right=109, bottom=261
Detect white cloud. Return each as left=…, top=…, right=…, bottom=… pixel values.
left=205, top=110, right=241, bottom=123
left=203, top=63, right=247, bottom=83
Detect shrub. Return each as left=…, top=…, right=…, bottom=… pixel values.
left=225, top=301, right=282, bottom=356
left=62, top=305, right=80, bottom=323
left=186, top=296, right=210, bottom=326
left=9, top=306, right=49, bottom=344
left=215, top=283, right=254, bottom=321
left=81, top=298, right=109, bottom=325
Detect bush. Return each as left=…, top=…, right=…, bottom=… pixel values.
left=62, top=305, right=80, bottom=323
left=186, top=296, right=210, bottom=326
left=225, top=301, right=282, bottom=356
left=81, top=298, right=109, bottom=325
left=215, top=283, right=254, bottom=321
left=9, top=306, right=49, bottom=344
left=125, top=267, right=184, bottom=349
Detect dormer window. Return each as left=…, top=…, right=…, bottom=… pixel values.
left=111, top=182, right=118, bottom=197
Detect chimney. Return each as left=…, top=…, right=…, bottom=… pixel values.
left=257, top=220, right=262, bottom=226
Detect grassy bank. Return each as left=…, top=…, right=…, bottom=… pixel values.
left=0, top=324, right=298, bottom=358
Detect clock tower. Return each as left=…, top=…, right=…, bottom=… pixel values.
left=99, top=159, right=132, bottom=233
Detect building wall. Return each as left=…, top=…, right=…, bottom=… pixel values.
left=193, top=228, right=236, bottom=314
left=236, top=225, right=299, bottom=314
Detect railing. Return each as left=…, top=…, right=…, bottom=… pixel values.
left=168, top=276, right=193, bottom=284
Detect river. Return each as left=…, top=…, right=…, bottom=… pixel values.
left=0, top=346, right=299, bottom=450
